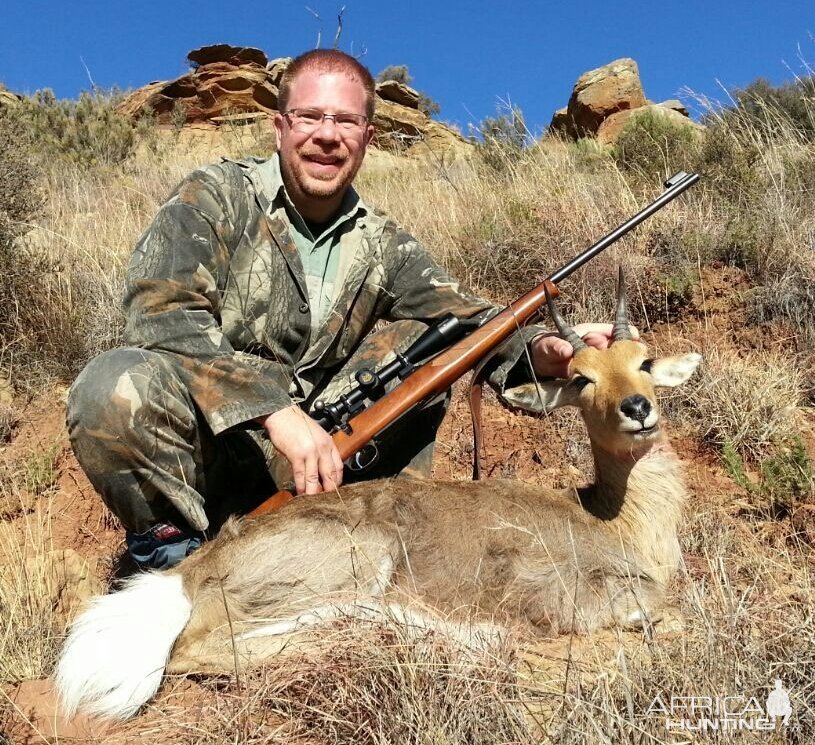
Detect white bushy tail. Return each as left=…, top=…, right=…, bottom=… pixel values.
left=55, top=572, right=192, bottom=720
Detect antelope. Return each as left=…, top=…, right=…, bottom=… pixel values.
left=56, top=271, right=701, bottom=720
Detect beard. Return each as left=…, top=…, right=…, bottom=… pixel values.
left=284, top=145, right=362, bottom=201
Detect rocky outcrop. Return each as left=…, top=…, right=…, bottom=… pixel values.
left=0, top=82, right=21, bottom=108
left=117, top=45, right=471, bottom=160
left=373, top=98, right=471, bottom=159
left=117, top=45, right=278, bottom=124
left=376, top=80, right=421, bottom=109
left=550, top=58, right=699, bottom=144
left=266, top=57, right=292, bottom=87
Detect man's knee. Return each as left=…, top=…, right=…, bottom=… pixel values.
left=67, top=347, right=204, bottom=534
left=68, top=347, right=193, bottom=442
left=67, top=347, right=198, bottom=494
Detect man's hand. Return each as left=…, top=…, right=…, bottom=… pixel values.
left=258, top=406, right=344, bottom=495
left=530, top=323, right=640, bottom=378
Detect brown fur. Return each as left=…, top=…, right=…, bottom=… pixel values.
left=166, top=340, right=700, bottom=673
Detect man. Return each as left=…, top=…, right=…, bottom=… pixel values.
left=67, top=49, right=618, bottom=569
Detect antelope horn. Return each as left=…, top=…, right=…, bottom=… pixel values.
left=544, top=284, right=587, bottom=353
left=612, top=266, right=633, bottom=341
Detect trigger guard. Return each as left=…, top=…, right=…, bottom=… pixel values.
left=346, top=442, right=380, bottom=473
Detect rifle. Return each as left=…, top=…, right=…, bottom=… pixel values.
left=249, top=171, right=700, bottom=517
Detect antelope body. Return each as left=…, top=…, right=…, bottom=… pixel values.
left=56, top=275, right=701, bottom=720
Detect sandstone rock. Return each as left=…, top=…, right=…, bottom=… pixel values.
left=376, top=80, right=420, bottom=109
left=266, top=56, right=292, bottom=87
left=0, top=82, right=21, bottom=108
left=374, top=98, right=426, bottom=139
left=658, top=98, right=690, bottom=117
left=565, top=58, right=647, bottom=137
left=373, top=98, right=472, bottom=160
left=596, top=104, right=704, bottom=146
left=188, top=43, right=268, bottom=68
left=118, top=62, right=278, bottom=125
left=117, top=46, right=468, bottom=160
left=549, top=106, right=572, bottom=136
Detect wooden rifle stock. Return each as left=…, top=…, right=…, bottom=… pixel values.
left=248, top=171, right=701, bottom=517
left=248, top=279, right=558, bottom=517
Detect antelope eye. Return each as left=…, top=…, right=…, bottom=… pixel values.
left=573, top=375, right=592, bottom=390
left=640, top=359, right=654, bottom=374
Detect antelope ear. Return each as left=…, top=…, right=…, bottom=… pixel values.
left=650, top=353, right=702, bottom=388
left=502, top=380, right=581, bottom=414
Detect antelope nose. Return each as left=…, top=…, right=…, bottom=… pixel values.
left=620, top=394, right=652, bottom=423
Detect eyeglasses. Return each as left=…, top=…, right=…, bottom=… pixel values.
left=284, top=108, right=369, bottom=132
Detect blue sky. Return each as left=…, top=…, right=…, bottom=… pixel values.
left=1, top=0, right=813, bottom=134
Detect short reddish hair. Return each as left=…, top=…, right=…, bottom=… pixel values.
left=278, top=49, right=376, bottom=119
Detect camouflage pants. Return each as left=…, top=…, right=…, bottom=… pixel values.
left=67, top=320, right=447, bottom=535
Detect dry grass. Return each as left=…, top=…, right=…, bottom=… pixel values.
left=174, top=625, right=534, bottom=745
left=0, top=497, right=61, bottom=684
left=0, top=404, right=17, bottom=444
left=0, top=86, right=814, bottom=742
left=680, top=347, right=805, bottom=460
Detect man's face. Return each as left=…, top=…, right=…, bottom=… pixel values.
left=274, top=69, right=374, bottom=217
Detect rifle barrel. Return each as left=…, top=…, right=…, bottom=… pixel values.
left=549, top=172, right=700, bottom=285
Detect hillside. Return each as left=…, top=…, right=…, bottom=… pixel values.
left=1, top=53, right=814, bottom=743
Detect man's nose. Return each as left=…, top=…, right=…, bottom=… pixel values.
left=312, top=115, right=341, bottom=142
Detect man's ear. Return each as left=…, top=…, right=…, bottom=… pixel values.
left=650, top=353, right=702, bottom=388
left=504, top=379, right=581, bottom=414
left=363, top=123, right=375, bottom=149
left=273, top=112, right=285, bottom=151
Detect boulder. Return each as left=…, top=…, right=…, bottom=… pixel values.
left=596, top=104, right=704, bottom=146
left=562, top=58, right=647, bottom=137
left=549, top=106, right=572, bottom=137
left=376, top=80, right=420, bottom=109
left=658, top=98, right=690, bottom=117
left=267, top=56, right=292, bottom=87
left=188, top=43, right=268, bottom=68
left=0, top=82, right=21, bottom=108
left=373, top=98, right=472, bottom=160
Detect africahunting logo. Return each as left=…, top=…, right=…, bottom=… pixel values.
left=647, top=678, right=792, bottom=732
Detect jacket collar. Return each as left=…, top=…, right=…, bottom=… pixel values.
left=237, top=154, right=376, bottom=370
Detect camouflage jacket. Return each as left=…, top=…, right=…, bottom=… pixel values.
left=124, top=155, right=543, bottom=436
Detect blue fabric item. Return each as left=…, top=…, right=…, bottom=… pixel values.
left=125, top=522, right=204, bottom=570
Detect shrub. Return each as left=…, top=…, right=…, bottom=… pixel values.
left=721, top=75, right=815, bottom=141
left=747, top=261, right=815, bottom=347
left=723, top=436, right=812, bottom=517
left=3, top=89, right=137, bottom=168
left=0, top=109, right=121, bottom=387
left=475, top=105, right=528, bottom=172
left=0, top=112, right=43, bottom=370
left=612, top=109, right=697, bottom=179
left=691, top=121, right=765, bottom=205
left=0, top=113, right=41, bottom=242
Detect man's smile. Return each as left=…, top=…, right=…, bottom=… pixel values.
left=301, top=151, right=345, bottom=176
